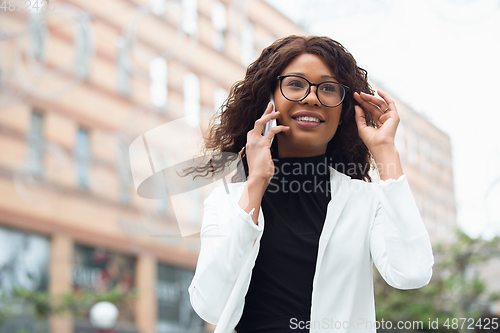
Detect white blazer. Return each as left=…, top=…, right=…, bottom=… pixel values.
left=188, top=166, right=434, bottom=333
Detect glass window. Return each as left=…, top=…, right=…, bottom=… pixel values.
left=117, top=37, right=131, bottom=96
left=182, top=0, right=198, bottom=36
left=117, top=135, right=131, bottom=204
left=75, top=14, right=92, bottom=79
left=0, top=226, right=50, bottom=333
left=212, top=2, right=226, bottom=51
left=75, top=127, right=91, bottom=190
left=73, top=245, right=136, bottom=328
left=423, top=196, right=435, bottom=226
left=240, top=20, right=254, bottom=66
left=406, top=132, right=419, bottom=167
left=431, top=142, right=442, bottom=166
left=157, top=180, right=170, bottom=216
left=0, top=226, right=50, bottom=293
left=156, top=263, right=204, bottom=333
left=420, top=139, right=431, bottom=175
left=150, top=57, right=168, bottom=110
left=26, top=110, right=44, bottom=176
left=29, top=10, right=47, bottom=61
left=183, top=72, right=200, bottom=127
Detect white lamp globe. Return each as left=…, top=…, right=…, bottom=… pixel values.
left=89, top=301, right=119, bottom=329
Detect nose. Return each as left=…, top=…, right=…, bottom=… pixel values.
left=300, top=85, right=320, bottom=106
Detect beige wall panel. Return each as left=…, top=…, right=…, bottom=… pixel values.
left=0, top=137, right=27, bottom=169
left=0, top=105, right=31, bottom=134
left=46, top=112, right=77, bottom=148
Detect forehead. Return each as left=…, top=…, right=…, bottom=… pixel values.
left=281, top=53, right=336, bottom=79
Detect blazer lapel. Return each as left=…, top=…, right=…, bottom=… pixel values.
left=313, top=166, right=353, bottom=281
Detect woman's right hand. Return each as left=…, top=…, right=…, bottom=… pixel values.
left=245, top=102, right=290, bottom=186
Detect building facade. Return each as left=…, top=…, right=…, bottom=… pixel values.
left=0, top=0, right=458, bottom=332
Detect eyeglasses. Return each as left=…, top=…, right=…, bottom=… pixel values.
left=276, top=75, right=349, bottom=107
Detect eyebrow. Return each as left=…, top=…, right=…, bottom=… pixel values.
left=287, top=72, right=338, bottom=80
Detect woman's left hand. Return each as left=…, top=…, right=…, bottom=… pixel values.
left=353, top=90, right=400, bottom=153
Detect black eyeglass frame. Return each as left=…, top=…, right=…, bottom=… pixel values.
left=276, top=75, right=350, bottom=108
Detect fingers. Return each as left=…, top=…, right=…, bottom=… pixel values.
left=247, top=108, right=285, bottom=146
left=354, top=105, right=367, bottom=131
left=360, top=92, right=389, bottom=111
left=263, top=124, right=289, bottom=141
left=376, top=90, right=397, bottom=112
left=354, top=92, right=386, bottom=115
left=353, top=90, right=397, bottom=127
left=353, top=93, right=383, bottom=126
left=354, top=94, right=382, bottom=127
left=253, top=108, right=281, bottom=137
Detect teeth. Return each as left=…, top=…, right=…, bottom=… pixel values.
left=296, top=116, right=321, bottom=123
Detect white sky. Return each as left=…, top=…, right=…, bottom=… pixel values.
left=266, top=0, right=500, bottom=239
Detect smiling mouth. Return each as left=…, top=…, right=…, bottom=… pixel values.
left=291, top=116, right=325, bottom=123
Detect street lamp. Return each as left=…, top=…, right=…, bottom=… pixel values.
left=89, top=301, right=119, bottom=333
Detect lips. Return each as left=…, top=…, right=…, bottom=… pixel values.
left=291, top=111, right=325, bottom=122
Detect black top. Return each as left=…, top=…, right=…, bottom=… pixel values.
left=235, top=154, right=332, bottom=333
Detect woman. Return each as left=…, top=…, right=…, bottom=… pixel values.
left=187, top=35, right=434, bottom=333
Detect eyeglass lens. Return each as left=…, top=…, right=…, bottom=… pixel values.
left=280, top=76, right=345, bottom=107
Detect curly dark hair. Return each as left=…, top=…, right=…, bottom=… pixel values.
left=183, top=35, right=376, bottom=183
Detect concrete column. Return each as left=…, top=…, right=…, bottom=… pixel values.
left=49, top=234, right=74, bottom=333
left=136, top=254, right=157, bottom=333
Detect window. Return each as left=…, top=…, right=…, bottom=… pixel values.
left=431, top=143, right=442, bottom=166
left=117, top=136, right=131, bottom=204
left=150, top=57, right=168, bottom=110
left=156, top=264, right=204, bottom=333
left=240, top=20, right=254, bottom=66
left=26, top=110, right=44, bottom=176
left=73, top=245, right=136, bottom=328
left=212, top=2, right=227, bottom=51
left=75, top=127, right=90, bottom=190
left=420, top=139, right=431, bottom=175
left=182, top=0, right=198, bottom=36
left=29, top=12, right=47, bottom=61
left=423, top=196, right=435, bottom=227
left=213, top=87, right=228, bottom=124
left=74, top=14, right=92, bottom=79
left=183, top=72, right=200, bottom=127
left=157, top=180, right=170, bottom=216
left=406, top=132, right=419, bottom=167
left=117, top=37, right=131, bottom=96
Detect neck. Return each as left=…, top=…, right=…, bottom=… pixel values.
left=275, top=136, right=327, bottom=158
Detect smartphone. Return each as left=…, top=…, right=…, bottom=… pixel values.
left=263, top=95, right=277, bottom=143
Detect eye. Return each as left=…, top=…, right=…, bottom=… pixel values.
left=320, top=83, right=337, bottom=93
left=287, top=80, right=305, bottom=89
